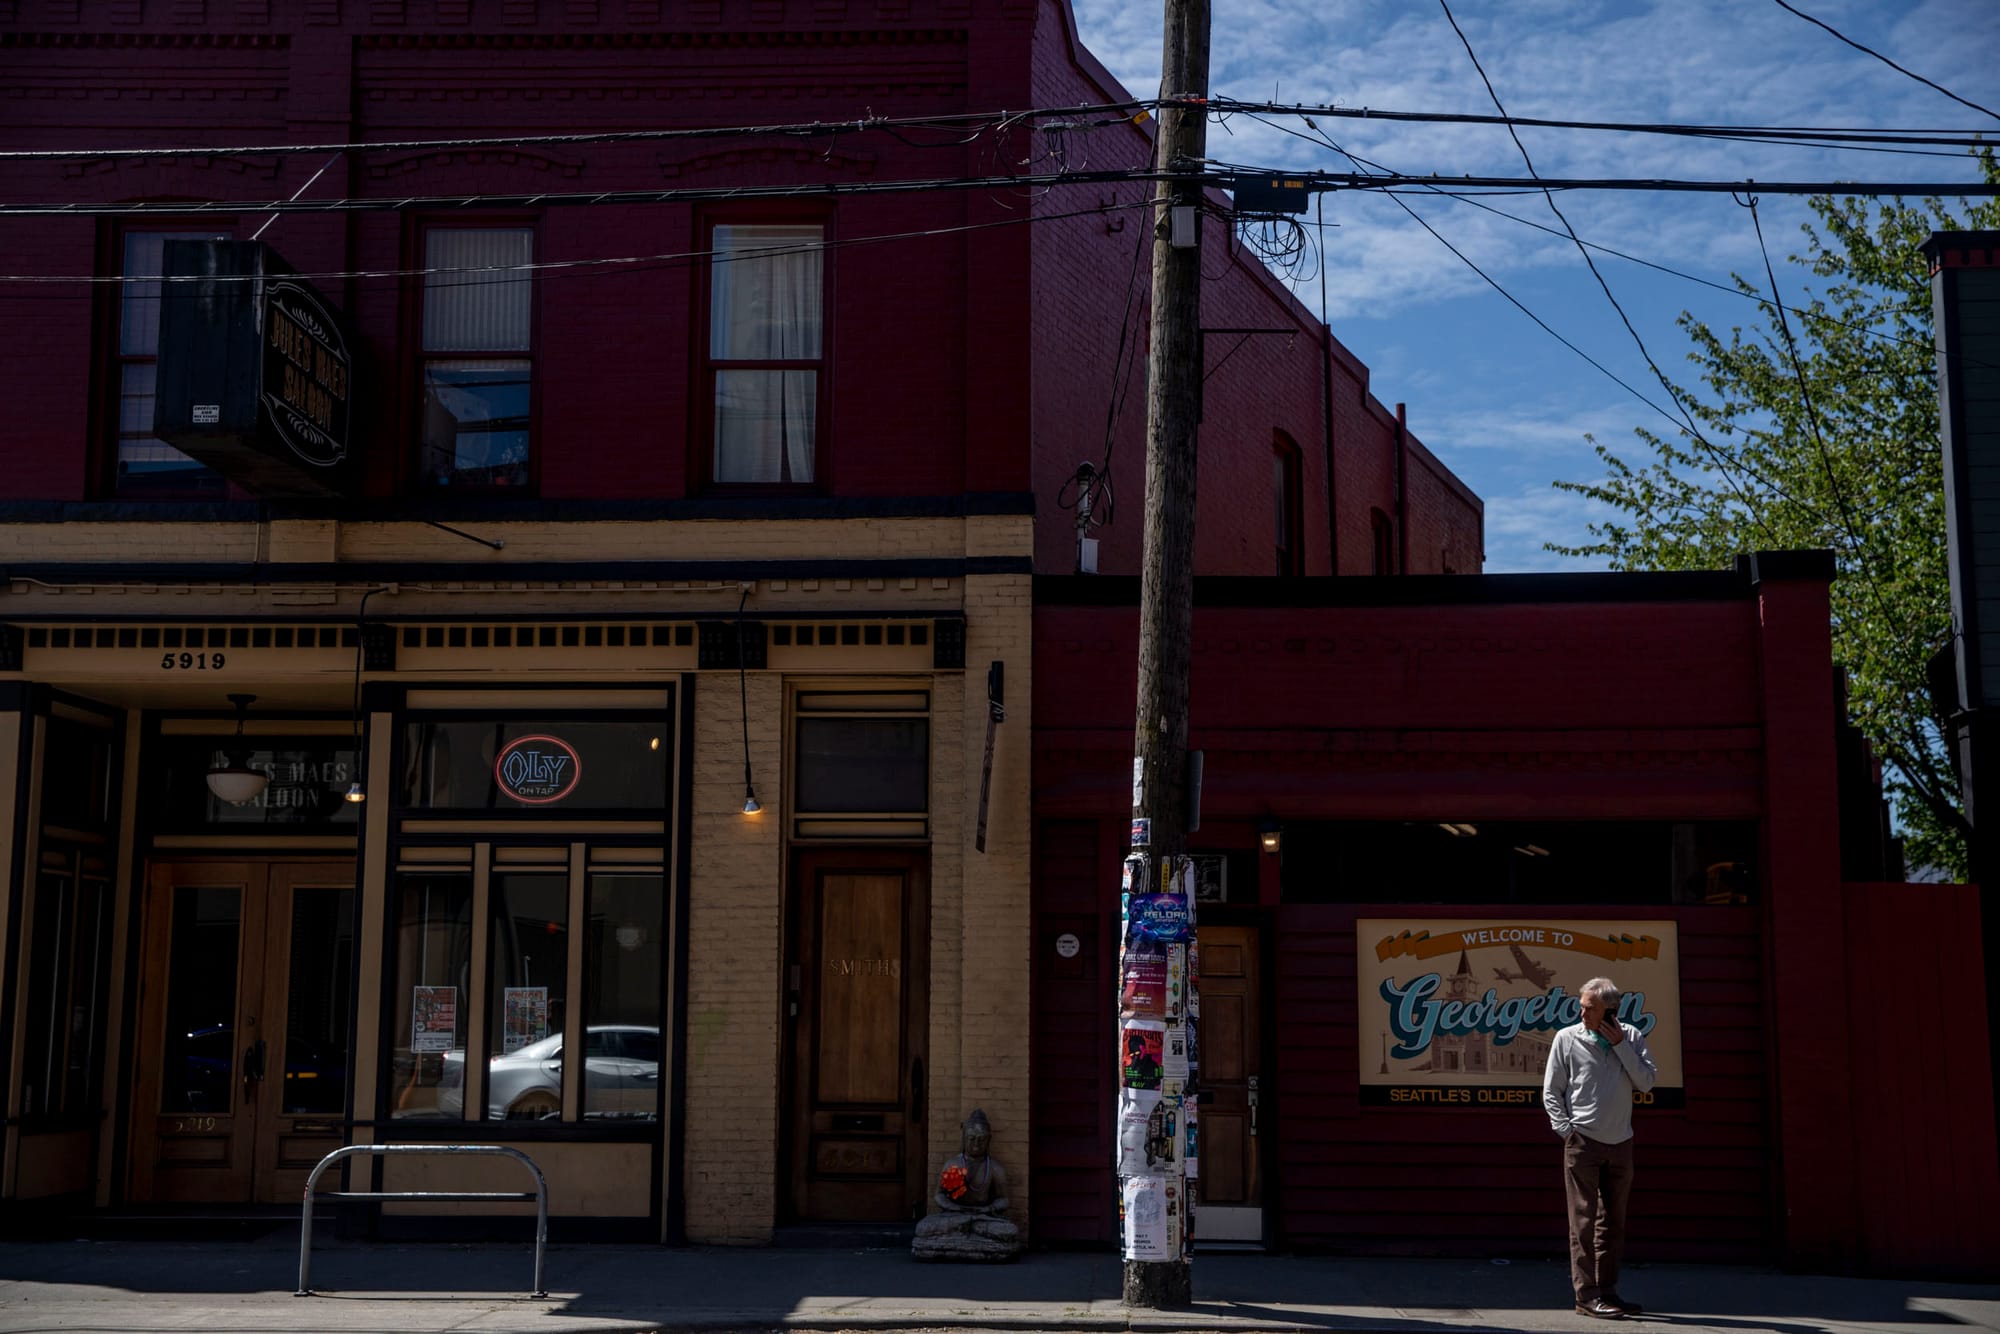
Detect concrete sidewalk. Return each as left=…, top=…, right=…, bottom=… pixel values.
left=0, top=1233, right=1994, bottom=1334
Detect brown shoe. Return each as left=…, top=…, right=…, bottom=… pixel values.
left=1575, top=1298, right=1626, bottom=1319
left=1604, top=1293, right=1643, bottom=1315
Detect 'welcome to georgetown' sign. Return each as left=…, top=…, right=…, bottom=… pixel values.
left=1355, top=919, right=1684, bottom=1109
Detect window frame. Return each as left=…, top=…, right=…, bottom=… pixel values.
left=1273, top=431, right=1304, bottom=576
left=693, top=207, right=834, bottom=496
left=96, top=221, right=236, bottom=500
left=1371, top=508, right=1398, bottom=576
left=384, top=845, right=670, bottom=1135
left=404, top=216, right=542, bottom=496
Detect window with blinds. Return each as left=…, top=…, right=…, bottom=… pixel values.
left=419, top=227, right=534, bottom=490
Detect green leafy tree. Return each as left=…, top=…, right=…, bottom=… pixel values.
left=1552, top=158, right=2000, bottom=878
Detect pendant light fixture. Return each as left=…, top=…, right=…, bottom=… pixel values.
left=205, top=693, right=270, bottom=806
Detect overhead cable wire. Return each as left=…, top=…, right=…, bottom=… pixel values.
left=1271, top=108, right=1791, bottom=531
left=1208, top=97, right=1996, bottom=148
left=0, top=198, right=1155, bottom=292
left=1437, top=0, right=1821, bottom=540
left=1771, top=0, right=2000, bottom=123
left=11, top=166, right=1999, bottom=222
left=0, top=101, right=1156, bottom=162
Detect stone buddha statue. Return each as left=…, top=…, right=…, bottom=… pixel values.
left=912, top=1109, right=1021, bottom=1262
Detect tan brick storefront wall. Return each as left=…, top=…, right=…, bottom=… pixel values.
left=683, top=673, right=786, bottom=1244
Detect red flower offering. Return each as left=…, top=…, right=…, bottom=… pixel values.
left=940, top=1164, right=968, bottom=1200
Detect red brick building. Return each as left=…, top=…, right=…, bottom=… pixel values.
left=0, top=0, right=1479, bottom=1245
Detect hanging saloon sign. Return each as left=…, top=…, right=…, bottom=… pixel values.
left=154, top=240, right=357, bottom=497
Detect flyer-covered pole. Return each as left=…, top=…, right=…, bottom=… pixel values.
left=1118, top=0, right=1208, bottom=1307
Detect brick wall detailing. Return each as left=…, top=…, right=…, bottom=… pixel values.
left=1749, top=564, right=1856, bottom=1268
left=684, top=673, right=785, bottom=1244
left=937, top=572, right=1033, bottom=1229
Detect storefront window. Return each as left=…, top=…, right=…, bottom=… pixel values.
left=1278, top=820, right=1758, bottom=905
left=21, top=858, right=113, bottom=1121
left=390, top=875, right=473, bottom=1120
left=583, top=874, right=664, bottom=1121
left=401, top=720, right=667, bottom=812
left=155, top=737, right=361, bottom=831
left=486, top=872, right=570, bottom=1121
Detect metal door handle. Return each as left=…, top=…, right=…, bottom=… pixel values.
left=1248, top=1074, right=1259, bottom=1137
left=909, top=1057, right=926, bottom=1123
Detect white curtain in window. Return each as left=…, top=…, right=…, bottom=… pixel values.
left=711, top=224, right=823, bottom=483
left=714, top=369, right=817, bottom=483
left=424, top=229, right=533, bottom=352
left=710, top=224, right=822, bottom=359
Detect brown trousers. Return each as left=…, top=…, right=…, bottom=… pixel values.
left=1563, top=1130, right=1635, bottom=1303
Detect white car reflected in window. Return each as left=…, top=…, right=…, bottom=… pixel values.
left=436, top=1025, right=659, bottom=1121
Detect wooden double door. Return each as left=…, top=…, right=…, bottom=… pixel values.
left=785, top=851, right=930, bottom=1222
left=129, top=860, right=355, bottom=1204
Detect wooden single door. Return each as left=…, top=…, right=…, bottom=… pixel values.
left=1196, top=923, right=1263, bottom=1242
left=129, top=861, right=354, bottom=1204
left=786, top=852, right=929, bottom=1222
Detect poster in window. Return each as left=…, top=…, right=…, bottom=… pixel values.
left=502, top=986, right=549, bottom=1054
left=411, top=985, right=458, bottom=1053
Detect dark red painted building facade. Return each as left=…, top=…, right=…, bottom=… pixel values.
left=1032, top=559, right=1999, bottom=1277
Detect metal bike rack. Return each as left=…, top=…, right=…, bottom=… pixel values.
left=296, top=1143, right=548, bottom=1298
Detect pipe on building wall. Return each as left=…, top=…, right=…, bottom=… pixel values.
left=1319, top=196, right=1338, bottom=576
left=1395, top=402, right=1409, bottom=576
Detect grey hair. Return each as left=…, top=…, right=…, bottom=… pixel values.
left=1580, top=977, right=1621, bottom=1007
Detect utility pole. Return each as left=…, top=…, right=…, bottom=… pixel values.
left=1119, top=0, right=1209, bottom=1309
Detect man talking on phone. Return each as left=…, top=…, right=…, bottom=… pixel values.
left=1542, top=976, right=1657, bottom=1320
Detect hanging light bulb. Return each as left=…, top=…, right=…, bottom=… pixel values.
left=205, top=694, right=269, bottom=806
left=742, top=786, right=762, bottom=816
left=344, top=781, right=366, bottom=804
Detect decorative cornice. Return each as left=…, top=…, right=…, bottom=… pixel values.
left=367, top=146, right=584, bottom=180
left=354, top=28, right=965, bottom=49
left=657, top=143, right=875, bottom=179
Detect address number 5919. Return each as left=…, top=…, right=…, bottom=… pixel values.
left=160, top=652, right=226, bottom=670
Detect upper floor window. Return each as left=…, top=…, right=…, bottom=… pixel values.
left=420, top=227, right=533, bottom=490
left=111, top=230, right=229, bottom=497
left=706, top=223, right=824, bottom=487
left=1371, top=508, right=1397, bottom=576
left=1273, top=432, right=1303, bottom=576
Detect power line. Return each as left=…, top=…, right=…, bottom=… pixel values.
left=0, top=167, right=1169, bottom=218
left=8, top=165, right=1997, bottom=221
left=0, top=102, right=1153, bottom=163
left=1209, top=97, right=1997, bottom=149
left=0, top=198, right=1154, bottom=292
left=9, top=96, right=1986, bottom=167
left=1772, top=0, right=2000, bottom=123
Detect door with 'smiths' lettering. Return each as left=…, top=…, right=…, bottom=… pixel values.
left=786, top=851, right=930, bottom=1222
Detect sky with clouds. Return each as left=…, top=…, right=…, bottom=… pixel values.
left=1064, top=0, right=1999, bottom=571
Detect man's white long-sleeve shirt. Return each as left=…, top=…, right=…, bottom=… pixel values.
left=1541, top=1022, right=1657, bottom=1144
